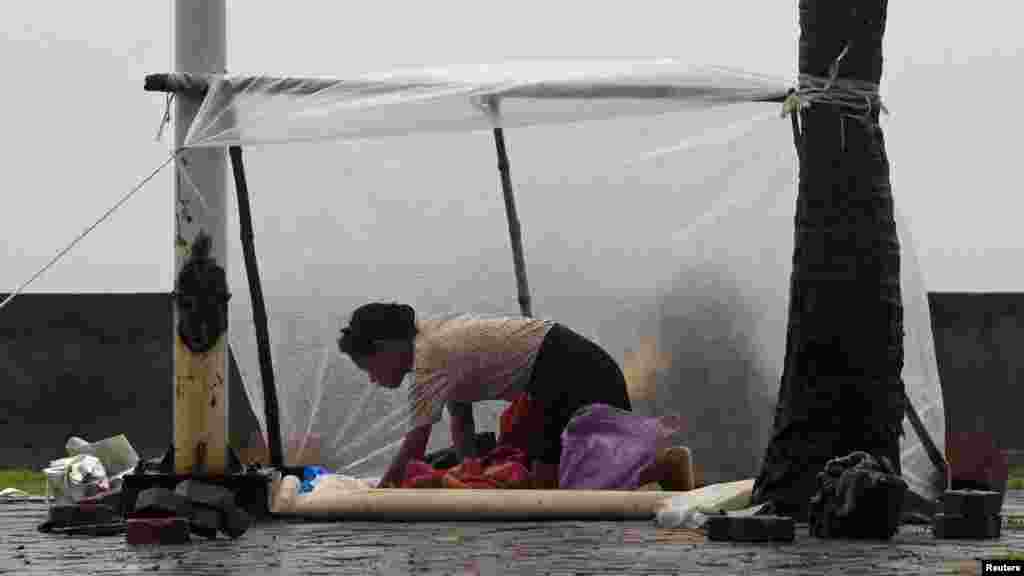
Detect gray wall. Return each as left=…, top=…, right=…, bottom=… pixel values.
left=928, top=292, right=1023, bottom=456
left=0, top=293, right=260, bottom=470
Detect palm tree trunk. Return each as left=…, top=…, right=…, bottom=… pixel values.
left=752, top=0, right=905, bottom=519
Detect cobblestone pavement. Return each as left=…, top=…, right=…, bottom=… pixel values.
left=1, top=492, right=1021, bottom=575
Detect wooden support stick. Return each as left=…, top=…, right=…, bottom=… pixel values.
left=228, top=145, right=285, bottom=470
left=903, top=391, right=949, bottom=487
left=492, top=127, right=533, bottom=318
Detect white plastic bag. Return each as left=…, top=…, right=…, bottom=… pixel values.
left=43, top=434, right=140, bottom=505
left=309, top=474, right=373, bottom=494
left=44, top=454, right=110, bottom=505
left=654, top=479, right=754, bottom=529
left=270, top=472, right=376, bottom=515
left=65, top=434, right=139, bottom=478
left=656, top=505, right=708, bottom=530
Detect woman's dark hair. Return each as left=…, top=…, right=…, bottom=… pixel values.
left=338, top=302, right=417, bottom=359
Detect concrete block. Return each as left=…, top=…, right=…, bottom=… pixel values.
left=706, top=515, right=795, bottom=543
left=134, top=488, right=192, bottom=517
left=222, top=507, right=250, bottom=539
left=933, top=513, right=1002, bottom=540
left=174, top=479, right=251, bottom=539
left=48, top=503, right=120, bottom=527
left=175, top=480, right=236, bottom=511
left=941, top=490, right=1003, bottom=519
left=189, top=506, right=221, bottom=539
left=126, top=517, right=190, bottom=545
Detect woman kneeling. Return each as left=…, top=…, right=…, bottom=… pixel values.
left=337, top=302, right=632, bottom=488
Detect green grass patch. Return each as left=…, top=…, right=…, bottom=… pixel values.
left=0, top=469, right=46, bottom=496
left=1001, top=549, right=1024, bottom=561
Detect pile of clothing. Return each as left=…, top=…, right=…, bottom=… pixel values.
left=403, top=445, right=532, bottom=489
left=399, top=397, right=682, bottom=491
left=400, top=393, right=540, bottom=489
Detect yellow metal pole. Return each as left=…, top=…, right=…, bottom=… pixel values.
left=172, top=0, right=228, bottom=476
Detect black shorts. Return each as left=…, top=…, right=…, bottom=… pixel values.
left=524, top=323, right=632, bottom=464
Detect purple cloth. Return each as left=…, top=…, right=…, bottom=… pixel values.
left=558, top=404, right=678, bottom=490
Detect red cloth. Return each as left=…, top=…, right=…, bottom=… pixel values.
left=498, top=392, right=545, bottom=452
left=400, top=393, right=543, bottom=489
left=402, top=445, right=530, bottom=489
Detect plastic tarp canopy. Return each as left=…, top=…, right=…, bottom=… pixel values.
left=182, top=60, right=789, bottom=149
left=173, top=59, right=945, bottom=504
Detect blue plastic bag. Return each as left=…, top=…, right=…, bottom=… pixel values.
left=558, top=404, right=680, bottom=490
left=298, top=465, right=330, bottom=494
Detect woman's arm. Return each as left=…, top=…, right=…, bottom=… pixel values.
left=448, top=401, right=477, bottom=461
left=380, top=424, right=431, bottom=487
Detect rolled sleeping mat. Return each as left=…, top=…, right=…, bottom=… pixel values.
left=269, top=473, right=753, bottom=522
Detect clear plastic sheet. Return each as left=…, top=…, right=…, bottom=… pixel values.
left=171, top=61, right=942, bottom=502
left=184, top=60, right=789, bottom=149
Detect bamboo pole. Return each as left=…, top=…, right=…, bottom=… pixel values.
left=145, top=73, right=211, bottom=98
left=228, top=146, right=285, bottom=471
left=143, top=72, right=791, bottom=103
left=492, top=126, right=533, bottom=318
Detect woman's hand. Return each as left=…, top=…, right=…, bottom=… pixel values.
left=379, top=425, right=433, bottom=489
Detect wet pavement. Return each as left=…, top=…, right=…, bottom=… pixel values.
left=1, top=493, right=1022, bottom=575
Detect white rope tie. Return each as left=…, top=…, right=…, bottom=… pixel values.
left=175, top=153, right=210, bottom=214
left=155, top=93, right=175, bottom=142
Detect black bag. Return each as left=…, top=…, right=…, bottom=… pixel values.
left=808, top=451, right=907, bottom=539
